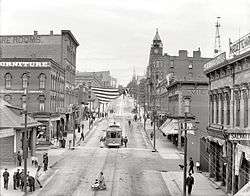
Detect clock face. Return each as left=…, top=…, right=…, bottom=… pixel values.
left=154, top=49, right=159, bottom=54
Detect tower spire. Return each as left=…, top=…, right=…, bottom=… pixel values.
left=214, top=17, right=221, bottom=55
left=153, top=28, right=161, bottom=41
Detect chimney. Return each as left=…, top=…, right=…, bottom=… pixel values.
left=50, top=30, right=53, bottom=35
left=193, top=48, right=201, bottom=58
left=34, top=31, right=38, bottom=35
left=179, top=50, right=188, bottom=58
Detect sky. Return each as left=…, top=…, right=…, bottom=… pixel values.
left=0, top=0, right=249, bottom=86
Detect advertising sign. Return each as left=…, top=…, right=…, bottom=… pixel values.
left=0, top=35, right=41, bottom=44
left=230, top=33, right=250, bottom=56
left=229, top=133, right=250, bottom=141
left=204, top=52, right=226, bottom=71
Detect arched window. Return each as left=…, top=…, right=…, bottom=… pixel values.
left=22, top=73, right=28, bottom=89
left=5, top=73, right=12, bottom=89
left=39, top=74, right=46, bottom=89
left=4, top=94, right=11, bottom=102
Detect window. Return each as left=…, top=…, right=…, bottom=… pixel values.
left=244, top=92, right=248, bottom=128
left=188, top=64, right=193, bottom=69
left=22, top=74, right=28, bottom=89
left=226, top=94, right=230, bottom=125
left=22, top=95, right=27, bottom=110
left=39, top=95, right=45, bottom=111
left=170, top=60, right=174, bottom=68
left=236, top=93, right=240, bottom=126
left=221, top=95, right=224, bottom=124
left=216, top=95, right=219, bottom=123
left=39, top=74, right=46, bottom=89
left=5, top=73, right=12, bottom=89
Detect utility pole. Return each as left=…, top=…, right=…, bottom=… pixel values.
left=23, top=84, right=29, bottom=194
left=183, top=112, right=188, bottom=196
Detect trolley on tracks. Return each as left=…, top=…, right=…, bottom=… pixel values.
left=105, top=122, right=122, bottom=147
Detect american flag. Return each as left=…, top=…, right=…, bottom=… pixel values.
left=91, top=87, right=120, bottom=104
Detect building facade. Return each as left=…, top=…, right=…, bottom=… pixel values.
left=75, top=71, right=117, bottom=88
left=204, top=49, right=250, bottom=194
left=0, top=30, right=79, bottom=144
left=146, top=30, right=211, bottom=113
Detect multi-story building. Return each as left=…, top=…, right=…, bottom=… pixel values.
left=75, top=71, right=116, bottom=88
left=204, top=39, right=250, bottom=195
left=0, top=30, right=79, bottom=143
left=145, top=30, right=212, bottom=171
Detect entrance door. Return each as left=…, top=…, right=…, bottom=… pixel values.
left=0, top=136, right=14, bottom=162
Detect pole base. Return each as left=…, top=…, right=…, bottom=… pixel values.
left=152, top=149, right=158, bottom=152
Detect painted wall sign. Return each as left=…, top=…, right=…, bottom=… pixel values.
left=229, top=32, right=250, bottom=56
left=229, top=133, right=250, bottom=141
left=0, top=61, right=50, bottom=67
left=204, top=52, right=226, bottom=71
left=0, top=35, right=41, bottom=44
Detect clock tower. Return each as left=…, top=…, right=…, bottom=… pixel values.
left=150, top=28, right=163, bottom=56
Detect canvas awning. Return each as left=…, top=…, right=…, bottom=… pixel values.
left=160, top=119, right=179, bottom=135
left=234, top=181, right=250, bottom=196
left=205, top=135, right=225, bottom=146
left=0, top=128, right=15, bottom=138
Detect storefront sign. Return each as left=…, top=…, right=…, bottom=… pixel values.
left=204, top=52, right=226, bottom=71
left=0, top=35, right=41, bottom=44
left=229, top=133, right=250, bottom=140
left=0, top=61, right=50, bottom=67
left=230, top=33, right=250, bottom=56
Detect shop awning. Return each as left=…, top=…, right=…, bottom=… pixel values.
left=0, top=128, right=15, bottom=138
left=205, top=135, right=225, bottom=146
left=234, top=181, right=250, bottom=196
left=160, top=119, right=179, bottom=135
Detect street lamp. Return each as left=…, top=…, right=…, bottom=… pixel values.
left=183, top=95, right=191, bottom=196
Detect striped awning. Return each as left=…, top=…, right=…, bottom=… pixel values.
left=91, top=87, right=119, bottom=104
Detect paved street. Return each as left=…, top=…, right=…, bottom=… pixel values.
left=23, top=96, right=226, bottom=196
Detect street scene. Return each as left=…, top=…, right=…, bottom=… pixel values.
left=0, top=0, right=250, bottom=196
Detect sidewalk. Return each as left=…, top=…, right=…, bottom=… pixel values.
left=161, top=171, right=226, bottom=196
left=0, top=117, right=104, bottom=196
left=142, top=119, right=226, bottom=196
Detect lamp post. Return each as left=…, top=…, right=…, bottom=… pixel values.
left=183, top=95, right=191, bottom=196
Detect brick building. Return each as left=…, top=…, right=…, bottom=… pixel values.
left=0, top=30, right=79, bottom=144
left=204, top=47, right=250, bottom=194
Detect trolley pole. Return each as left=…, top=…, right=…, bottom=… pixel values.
left=183, top=112, right=187, bottom=196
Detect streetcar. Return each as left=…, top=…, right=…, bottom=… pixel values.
left=105, top=122, right=122, bottom=147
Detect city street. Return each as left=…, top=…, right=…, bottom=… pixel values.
left=30, top=96, right=225, bottom=196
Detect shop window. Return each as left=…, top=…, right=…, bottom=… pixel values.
left=236, top=95, right=240, bottom=126
left=39, top=74, right=46, bottom=89
left=5, top=73, right=12, bottom=89
left=22, top=73, right=28, bottom=89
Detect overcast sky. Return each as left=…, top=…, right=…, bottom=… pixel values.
left=0, top=0, right=249, bottom=86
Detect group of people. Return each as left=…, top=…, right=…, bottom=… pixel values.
left=2, top=152, right=49, bottom=192
left=2, top=166, right=43, bottom=192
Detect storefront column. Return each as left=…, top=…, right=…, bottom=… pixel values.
left=232, top=142, right=237, bottom=195
left=240, top=90, right=244, bottom=126
left=214, top=95, right=218, bottom=124
left=209, top=142, right=215, bottom=178
left=215, top=143, right=221, bottom=181
left=218, top=94, right=221, bottom=124
left=226, top=141, right=232, bottom=193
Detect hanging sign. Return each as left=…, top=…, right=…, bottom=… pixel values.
left=229, top=133, right=250, bottom=141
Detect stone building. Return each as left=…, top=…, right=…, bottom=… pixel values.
left=204, top=48, right=250, bottom=194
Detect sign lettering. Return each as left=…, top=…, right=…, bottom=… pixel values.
left=204, top=52, right=226, bottom=71
left=0, top=35, right=41, bottom=44
left=230, top=33, right=250, bottom=56
left=229, top=133, right=250, bottom=141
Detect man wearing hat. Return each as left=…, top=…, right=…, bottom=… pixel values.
left=3, top=168, right=9, bottom=189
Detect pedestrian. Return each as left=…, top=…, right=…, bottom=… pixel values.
left=20, top=169, right=24, bottom=190
left=3, top=168, right=9, bottom=189
left=80, top=132, right=84, bottom=141
left=16, top=169, right=20, bottom=188
left=82, top=124, right=84, bottom=131
left=186, top=173, right=194, bottom=195
left=189, top=157, right=194, bottom=174
left=43, top=153, right=48, bottom=171
left=27, top=174, right=35, bottom=192
left=17, top=151, right=22, bottom=166
left=150, top=132, right=154, bottom=140
left=124, top=136, right=128, bottom=147
left=13, top=171, right=17, bottom=190
left=35, top=165, right=43, bottom=188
